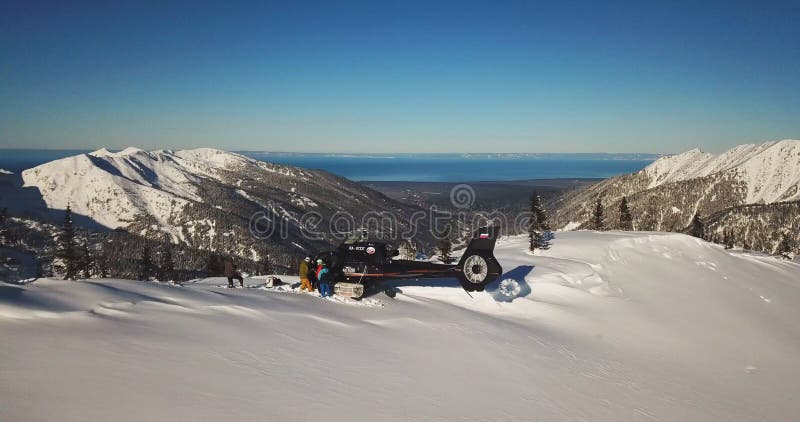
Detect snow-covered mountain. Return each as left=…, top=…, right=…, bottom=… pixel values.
left=23, top=147, right=318, bottom=231
left=3, top=231, right=799, bottom=421
left=553, top=140, right=800, bottom=253
left=21, top=147, right=429, bottom=265
left=642, top=140, right=800, bottom=203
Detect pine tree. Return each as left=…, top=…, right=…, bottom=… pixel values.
left=528, top=192, right=551, bottom=252
left=159, top=246, right=175, bottom=281
left=79, top=240, right=94, bottom=279
left=723, top=230, right=734, bottom=250
left=0, top=207, right=9, bottom=246
left=260, top=246, right=272, bottom=275
left=438, top=224, right=453, bottom=264
left=688, top=214, right=705, bottom=239
left=206, top=253, right=224, bottom=276
left=618, top=196, right=633, bottom=230
left=173, top=245, right=186, bottom=281
left=56, top=205, right=78, bottom=280
left=96, top=235, right=112, bottom=278
left=777, top=235, right=794, bottom=259
left=139, top=244, right=154, bottom=281
left=398, top=240, right=417, bottom=260
left=96, top=244, right=109, bottom=278
left=592, top=198, right=605, bottom=231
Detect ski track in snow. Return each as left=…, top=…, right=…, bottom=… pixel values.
left=2, top=231, right=800, bottom=421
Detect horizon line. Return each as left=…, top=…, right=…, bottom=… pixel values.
left=0, top=147, right=668, bottom=156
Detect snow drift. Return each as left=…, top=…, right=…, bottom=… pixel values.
left=2, top=231, right=799, bottom=421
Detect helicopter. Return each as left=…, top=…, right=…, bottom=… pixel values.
left=311, top=226, right=503, bottom=299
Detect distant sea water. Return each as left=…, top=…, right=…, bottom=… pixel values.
left=0, top=149, right=92, bottom=174
left=0, top=149, right=658, bottom=182
left=242, top=152, right=658, bottom=182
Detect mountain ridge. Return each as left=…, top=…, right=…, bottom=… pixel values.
left=552, top=139, right=800, bottom=254
left=19, top=147, right=432, bottom=273
left=642, top=139, right=800, bottom=203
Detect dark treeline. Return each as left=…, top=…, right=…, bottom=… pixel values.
left=0, top=206, right=299, bottom=282
left=704, top=201, right=800, bottom=257
left=83, top=229, right=297, bottom=281
left=569, top=192, right=799, bottom=258
left=549, top=164, right=799, bottom=258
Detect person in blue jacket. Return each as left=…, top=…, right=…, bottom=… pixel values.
left=316, top=259, right=332, bottom=298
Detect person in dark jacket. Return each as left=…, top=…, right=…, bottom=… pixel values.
left=310, top=258, right=321, bottom=291
left=224, top=257, right=244, bottom=288
left=299, top=256, right=313, bottom=292
left=316, top=259, right=332, bottom=298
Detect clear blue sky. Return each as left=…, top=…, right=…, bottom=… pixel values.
left=1, top=0, right=798, bottom=153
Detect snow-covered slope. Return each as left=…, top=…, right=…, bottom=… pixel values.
left=22, top=147, right=265, bottom=229
left=553, top=140, right=800, bottom=253
left=19, top=147, right=431, bottom=264
left=644, top=139, right=800, bottom=203
left=2, top=232, right=799, bottom=421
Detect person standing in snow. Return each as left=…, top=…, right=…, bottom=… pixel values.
left=299, top=256, right=314, bottom=292
left=311, top=258, right=321, bottom=291
left=224, top=257, right=244, bottom=288
left=316, top=259, right=332, bottom=298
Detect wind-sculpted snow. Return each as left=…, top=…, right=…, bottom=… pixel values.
left=2, top=232, right=799, bottom=421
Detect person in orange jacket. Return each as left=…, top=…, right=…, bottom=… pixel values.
left=299, top=256, right=314, bottom=292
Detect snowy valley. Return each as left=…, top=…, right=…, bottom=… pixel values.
left=2, top=231, right=799, bottom=421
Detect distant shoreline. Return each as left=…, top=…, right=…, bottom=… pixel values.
left=0, top=148, right=663, bottom=158
left=0, top=148, right=653, bottom=182
left=362, top=178, right=602, bottom=186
